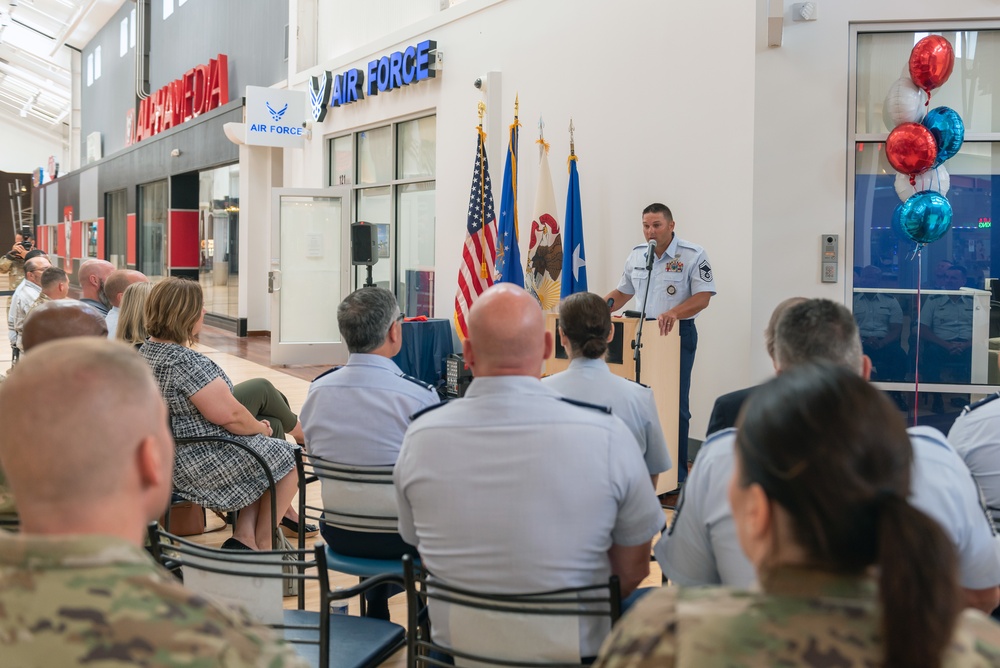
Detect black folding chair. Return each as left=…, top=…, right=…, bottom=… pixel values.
left=147, top=523, right=406, bottom=667
left=402, top=555, right=622, bottom=668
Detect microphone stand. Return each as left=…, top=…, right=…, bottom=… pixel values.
left=631, top=243, right=656, bottom=385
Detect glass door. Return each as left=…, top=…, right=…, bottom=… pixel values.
left=270, top=188, right=352, bottom=365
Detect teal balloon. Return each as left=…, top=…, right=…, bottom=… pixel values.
left=895, top=191, right=953, bottom=245
left=923, top=106, right=965, bottom=167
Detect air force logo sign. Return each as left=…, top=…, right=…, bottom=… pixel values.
left=309, top=71, right=331, bottom=123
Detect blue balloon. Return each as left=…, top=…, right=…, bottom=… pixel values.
left=922, top=106, right=965, bottom=166
left=894, top=190, right=953, bottom=245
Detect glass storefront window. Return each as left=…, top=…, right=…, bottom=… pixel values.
left=852, top=27, right=1000, bottom=428
left=357, top=126, right=392, bottom=185
left=331, top=136, right=353, bottom=186
left=357, top=186, right=391, bottom=289
left=105, top=190, right=127, bottom=268
left=139, top=180, right=168, bottom=280
left=198, top=164, right=240, bottom=318
left=397, top=117, right=436, bottom=179
left=398, top=182, right=435, bottom=316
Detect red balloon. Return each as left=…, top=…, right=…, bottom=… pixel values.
left=909, top=35, right=955, bottom=95
left=886, top=123, right=938, bottom=177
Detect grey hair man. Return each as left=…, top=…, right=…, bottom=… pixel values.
left=7, top=255, right=52, bottom=356
left=298, top=287, right=439, bottom=620
left=0, top=339, right=308, bottom=666
left=655, top=298, right=1000, bottom=613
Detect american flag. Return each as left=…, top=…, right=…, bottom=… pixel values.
left=454, top=127, right=497, bottom=340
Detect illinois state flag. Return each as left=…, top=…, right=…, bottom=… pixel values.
left=453, top=127, right=497, bottom=340
left=560, top=154, right=587, bottom=298
left=525, top=141, right=562, bottom=310
left=495, top=118, right=524, bottom=287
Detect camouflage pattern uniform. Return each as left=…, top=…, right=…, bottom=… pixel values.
left=595, top=566, right=1000, bottom=668
left=0, top=253, right=25, bottom=292
left=0, top=532, right=309, bottom=667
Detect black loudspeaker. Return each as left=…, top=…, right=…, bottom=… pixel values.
left=351, top=222, right=378, bottom=266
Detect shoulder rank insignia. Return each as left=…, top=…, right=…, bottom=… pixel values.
left=963, top=392, right=1000, bottom=415
left=400, top=373, right=435, bottom=392
left=559, top=397, right=612, bottom=414
left=410, top=400, right=449, bottom=421
left=311, top=366, right=343, bottom=382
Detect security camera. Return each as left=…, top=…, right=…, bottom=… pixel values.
left=474, top=77, right=483, bottom=90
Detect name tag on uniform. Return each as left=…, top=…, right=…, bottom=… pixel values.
left=665, top=256, right=684, bottom=273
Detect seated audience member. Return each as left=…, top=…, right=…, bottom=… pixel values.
left=139, top=277, right=299, bottom=551
left=596, top=364, right=1000, bottom=668
left=21, top=299, right=108, bottom=352
left=705, top=296, right=805, bottom=435
left=543, top=292, right=671, bottom=486
left=103, top=269, right=149, bottom=339
left=77, top=258, right=114, bottom=315
left=0, top=338, right=308, bottom=666
left=920, top=264, right=974, bottom=383
left=299, top=287, right=438, bottom=619
left=853, top=265, right=907, bottom=381
left=7, top=255, right=51, bottom=358
left=115, top=281, right=154, bottom=348
left=13, top=267, right=69, bottom=350
left=395, top=284, right=663, bottom=658
left=949, top=381, right=1000, bottom=531
left=656, top=299, right=1000, bottom=613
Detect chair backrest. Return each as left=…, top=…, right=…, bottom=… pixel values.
left=402, top=555, right=621, bottom=668
left=297, top=450, right=399, bottom=538
left=173, top=435, right=278, bottom=549
left=146, top=522, right=326, bottom=661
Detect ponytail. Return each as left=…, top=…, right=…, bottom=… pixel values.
left=876, top=495, right=962, bottom=668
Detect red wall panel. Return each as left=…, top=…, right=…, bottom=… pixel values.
left=126, top=214, right=136, bottom=266
left=169, top=209, right=199, bottom=268
left=57, top=223, right=65, bottom=257
left=70, top=222, right=82, bottom=260
left=96, top=218, right=105, bottom=260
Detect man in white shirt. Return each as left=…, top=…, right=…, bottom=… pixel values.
left=7, top=256, right=51, bottom=359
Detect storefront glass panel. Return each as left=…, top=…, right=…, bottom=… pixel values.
left=138, top=180, right=168, bottom=280
left=198, top=164, right=240, bottom=318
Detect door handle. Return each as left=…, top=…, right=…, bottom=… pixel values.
left=268, top=270, right=281, bottom=293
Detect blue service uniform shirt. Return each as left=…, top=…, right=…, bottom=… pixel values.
left=542, top=358, right=672, bottom=475
left=299, top=353, right=440, bottom=466
left=615, top=235, right=716, bottom=317
left=949, top=393, right=1000, bottom=529
left=655, top=426, right=1000, bottom=590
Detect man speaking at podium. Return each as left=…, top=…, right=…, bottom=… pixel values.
left=604, top=203, right=716, bottom=485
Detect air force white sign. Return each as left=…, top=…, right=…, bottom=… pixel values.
left=245, top=86, right=306, bottom=148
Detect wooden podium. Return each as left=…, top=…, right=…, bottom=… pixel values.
left=544, top=314, right=681, bottom=494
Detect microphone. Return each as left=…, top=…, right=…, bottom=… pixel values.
left=645, top=240, right=657, bottom=271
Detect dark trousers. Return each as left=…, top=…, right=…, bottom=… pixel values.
left=678, top=320, right=698, bottom=484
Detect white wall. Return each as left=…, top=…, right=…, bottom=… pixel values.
left=286, top=0, right=757, bottom=441
left=0, top=116, right=66, bottom=174
left=749, top=0, right=1000, bottom=383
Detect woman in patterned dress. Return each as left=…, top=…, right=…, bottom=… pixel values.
left=139, top=278, right=298, bottom=550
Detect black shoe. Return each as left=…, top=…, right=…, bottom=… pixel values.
left=221, top=537, right=254, bottom=550
left=280, top=517, right=319, bottom=538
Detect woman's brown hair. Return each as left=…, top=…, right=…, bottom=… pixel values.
left=735, top=363, right=961, bottom=668
left=143, top=277, right=203, bottom=346
left=558, top=292, right=612, bottom=359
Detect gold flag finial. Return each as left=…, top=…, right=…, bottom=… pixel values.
left=477, top=101, right=486, bottom=123
left=514, top=94, right=519, bottom=120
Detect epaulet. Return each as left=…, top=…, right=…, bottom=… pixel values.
left=677, top=239, right=705, bottom=253
left=410, top=400, right=449, bottom=421
left=399, top=373, right=435, bottom=392
left=559, top=397, right=612, bottom=414
left=311, top=366, right=343, bottom=382
left=963, top=392, right=1000, bottom=415
left=631, top=243, right=648, bottom=250
left=626, top=378, right=650, bottom=389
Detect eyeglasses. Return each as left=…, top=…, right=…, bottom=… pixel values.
left=396, top=313, right=404, bottom=322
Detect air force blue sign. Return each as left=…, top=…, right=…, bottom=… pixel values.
left=308, top=40, right=437, bottom=123
left=246, top=86, right=306, bottom=148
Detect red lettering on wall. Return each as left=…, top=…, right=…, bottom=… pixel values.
left=127, top=54, right=229, bottom=143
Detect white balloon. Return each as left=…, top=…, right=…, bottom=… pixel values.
left=882, top=76, right=927, bottom=130
left=894, top=166, right=950, bottom=201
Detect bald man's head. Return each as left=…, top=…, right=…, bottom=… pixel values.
left=464, top=284, right=552, bottom=377
left=0, top=339, right=173, bottom=526
left=104, top=269, right=149, bottom=308
left=78, top=259, right=114, bottom=302
left=22, top=299, right=108, bottom=352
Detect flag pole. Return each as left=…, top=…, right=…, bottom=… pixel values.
left=478, top=101, right=487, bottom=279
left=512, top=94, right=519, bottom=242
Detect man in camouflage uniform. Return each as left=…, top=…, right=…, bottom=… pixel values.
left=0, top=230, right=30, bottom=292
left=0, top=338, right=308, bottom=667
